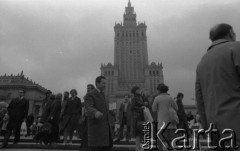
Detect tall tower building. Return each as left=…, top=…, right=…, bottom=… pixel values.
left=101, top=0, right=164, bottom=105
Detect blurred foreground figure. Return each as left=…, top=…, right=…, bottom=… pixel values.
left=196, top=23, right=240, bottom=150
left=85, top=76, right=113, bottom=151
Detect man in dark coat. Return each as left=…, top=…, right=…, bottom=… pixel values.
left=1, top=90, right=29, bottom=148
left=85, top=76, right=113, bottom=151
left=37, top=94, right=61, bottom=144
left=115, top=95, right=131, bottom=142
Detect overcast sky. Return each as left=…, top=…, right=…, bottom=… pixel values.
left=1, top=0, right=240, bottom=105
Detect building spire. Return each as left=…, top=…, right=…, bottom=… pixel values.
left=20, top=70, right=23, bottom=76
left=128, top=0, right=131, bottom=7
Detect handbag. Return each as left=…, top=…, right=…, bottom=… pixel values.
left=168, top=107, right=179, bottom=125
left=143, top=107, right=153, bottom=122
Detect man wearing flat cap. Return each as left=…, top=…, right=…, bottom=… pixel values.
left=1, top=90, right=29, bottom=148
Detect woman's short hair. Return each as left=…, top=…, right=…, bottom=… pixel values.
left=157, top=83, right=169, bottom=93
left=131, top=86, right=140, bottom=94
left=70, top=89, right=78, bottom=95
left=177, top=92, right=184, bottom=98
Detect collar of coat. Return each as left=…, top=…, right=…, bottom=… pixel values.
left=207, top=39, right=230, bottom=51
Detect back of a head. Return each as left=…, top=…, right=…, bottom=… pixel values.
left=131, top=86, right=140, bottom=94
left=209, top=23, right=233, bottom=42
left=157, top=83, right=169, bottom=93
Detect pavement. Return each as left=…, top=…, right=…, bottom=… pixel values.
left=0, top=136, right=210, bottom=151
left=0, top=136, right=136, bottom=151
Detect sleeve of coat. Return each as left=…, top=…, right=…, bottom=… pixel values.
left=171, top=99, right=178, bottom=111
left=78, top=98, right=82, bottom=116
left=231, top=43, right=240, bottom=74
left=195, top=70, right=207, bottom=129
left=84, top=93, right=99, bottom=119
left=47, top=101, right=61, bottom=123
left=7, top=99, right=14, bottom=117
left=152, top=97, right=158, bottom=112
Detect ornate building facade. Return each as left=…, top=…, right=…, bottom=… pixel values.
left=0, top=71, right=47, bottom=118
left=101, top=1, right=164, bottom=105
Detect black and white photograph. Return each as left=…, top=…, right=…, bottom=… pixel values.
left=1, top=0, right=240, bottom=150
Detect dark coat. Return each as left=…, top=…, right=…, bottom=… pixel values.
left=40, top=100, right=53, bottom=124
left=40, top=99, right=61, bottom=124
left=118, top=101, right=131, bottom=126
left=26, top=114, right=34, bottom=127
left=131, top=95, right=145, bottom=137
left=7, top=97, right=29, bottom=129
left=60, top=97, right=82, bottom=132
left=39, top=99, right=61, bottom=143
left=85, top=88, right=113, bottom=147
left=176, top=99, right=189, bottom=131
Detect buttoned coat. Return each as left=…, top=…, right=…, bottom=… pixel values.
left=196, top=40, right=240, bottom=143
left=84, top=88, right=113, bottom=147
left=7, top=97, right=29, bottom=129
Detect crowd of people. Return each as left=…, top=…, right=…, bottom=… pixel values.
left=0, top=23, right=240, bottom=151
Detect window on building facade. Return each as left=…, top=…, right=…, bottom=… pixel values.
left=153, top=71, right=155, bottom=76
left=112, top=71, right=114, bottom=76
left=105, top=71, right=107, bottom=76
left=156, top=70, right=159, bottom=76
left=149, top=70, right=152, bottom=76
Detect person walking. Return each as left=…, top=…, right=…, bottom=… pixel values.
left=85, top=76, right=113, bottom=151
left=36, top=94, right=62, bottom=145
left=152, top=84, right=178, bottom=151
left=61, top=89, right=82, bottom=145
left=1, top=90, right=29, bottom=148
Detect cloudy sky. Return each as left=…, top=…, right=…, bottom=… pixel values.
left=1, top=0, right=240, bottom=105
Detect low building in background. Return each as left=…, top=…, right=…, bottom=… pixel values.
left=0, top=71, right=47, bottom=119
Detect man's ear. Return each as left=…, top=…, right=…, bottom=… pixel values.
left=229, top=29, right=236, bottom=41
